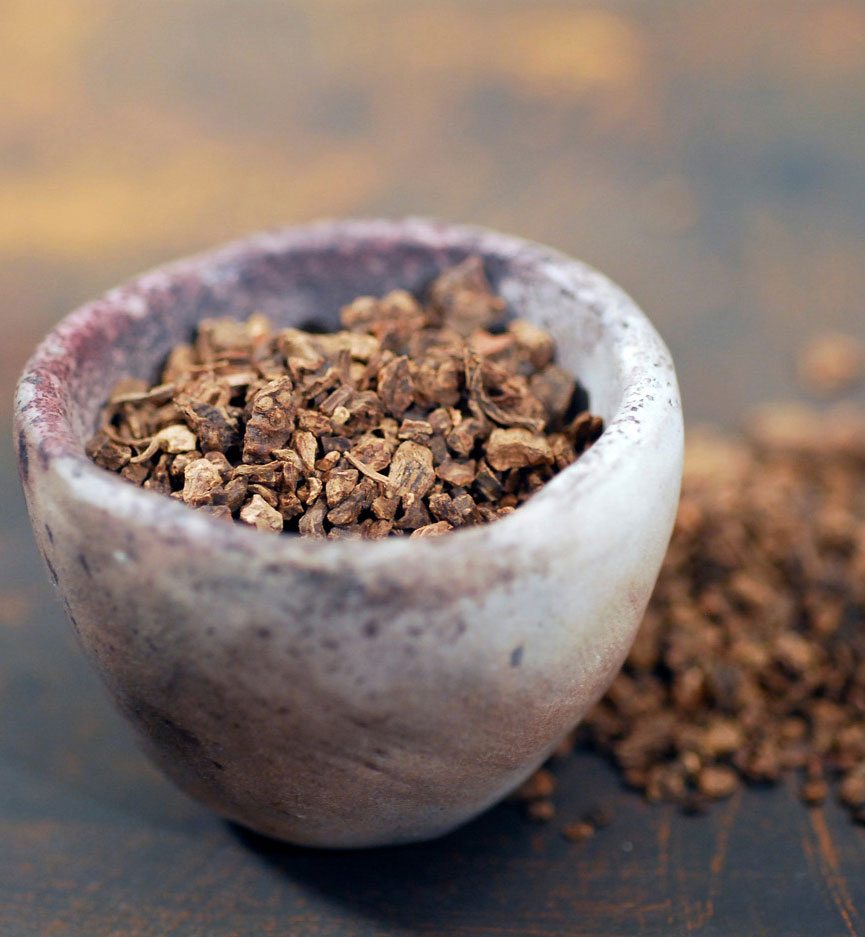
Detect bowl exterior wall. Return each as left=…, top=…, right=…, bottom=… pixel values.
left=14, top=219, right=683, bottom=847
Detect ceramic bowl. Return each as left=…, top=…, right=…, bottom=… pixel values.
left=14, top=218, right=683, bottom=848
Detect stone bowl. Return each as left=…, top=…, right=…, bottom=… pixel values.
left=14, top=218, right=683, bottom=848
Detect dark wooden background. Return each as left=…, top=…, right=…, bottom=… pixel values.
left=3, top=1, right=865, bottom=934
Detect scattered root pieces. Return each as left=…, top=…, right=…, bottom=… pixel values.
left=513, top=767, right=613, bottom=841
left=87, top=257, right=602, bottom=539
left=513, top=768, right=557, bottom=823
left=572, top=403, right=865, bottom=821
left=515, top=398, right=865, bottom=827
left=561, top=805, right=614, bottom=842
left=798, top=332, right=865, bottom=397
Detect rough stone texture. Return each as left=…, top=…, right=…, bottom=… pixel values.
left=13, top=218, right=683, bottom=847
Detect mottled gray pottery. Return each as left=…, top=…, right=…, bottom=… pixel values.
left=14, top=219, right=683, bottom=848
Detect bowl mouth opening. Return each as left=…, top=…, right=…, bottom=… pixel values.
left=14, top=217, right=680, bottom=561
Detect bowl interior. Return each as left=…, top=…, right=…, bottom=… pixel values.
left=44, top=222, right=627, bottom=453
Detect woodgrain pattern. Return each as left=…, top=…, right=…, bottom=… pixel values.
left=2, top=0, right=865, bottom=933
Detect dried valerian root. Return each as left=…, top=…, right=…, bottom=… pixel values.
left=522, top=396, right=865, bottom=828
left=87, top=257, right=602, bottom=539
left=511, top=763, right=615, bottom=839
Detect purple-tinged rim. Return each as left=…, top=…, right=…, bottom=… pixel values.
left=14, top=217, right=681, bottom=567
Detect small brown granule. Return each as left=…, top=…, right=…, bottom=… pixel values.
left=410, top=521, right=454, bottom=539
left=485, top=427, right=554, bottom=472
left=560, top=804, right=612, bottom=841
left=801, top=777, right=829, bottom=806
left=85, top=432, right=131, bottom=471
left=839, top=766, right=865, bottom=808
left=696, top=766, right=738, bottom=799
left=515, top=769, right=556, bottom=802
left=798, top=332, right=865, bottom=396
left=87, top=257, right=602, bottom=539
left=562, top=821, right=595, bottom=842
left=527, top=799, right=556, bottom=822
left=239, top=493, right=284, bottom=533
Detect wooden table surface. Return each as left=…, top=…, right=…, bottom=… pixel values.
left=3, top=1, right=865, bottom=934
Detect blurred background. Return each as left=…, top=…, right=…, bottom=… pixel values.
left=2, top=1, right=865, bottom=932
left=3, top=0, right=865, bottom=431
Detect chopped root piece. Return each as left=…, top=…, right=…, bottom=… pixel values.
left=239, top=494, right=284, bottom=533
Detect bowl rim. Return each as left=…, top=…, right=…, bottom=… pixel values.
left=14, top=216, right=681, bottom=568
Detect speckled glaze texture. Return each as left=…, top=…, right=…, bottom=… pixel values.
left=14, top=219, right=683, bottom=848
